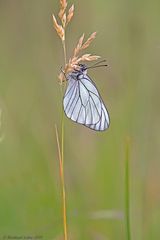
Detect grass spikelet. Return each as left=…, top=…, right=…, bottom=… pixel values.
left=59, top=0, right=67, bottom=19
left=52, top=14, right=65, bottom=41
left=78, top=54, right=101, bottom=62
left=66, top=4, right=74, bottom=25
left=61, top=13, right=67, bottom=28
left=81, top=32, right=97, bottom=50
left=60, top=0, right=67, bottom=9
left=73, top=33, right=85, bottom=57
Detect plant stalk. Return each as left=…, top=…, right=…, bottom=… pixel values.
left=60, top=36, right=68, bottom=240
left=125, top=138, right=131, bottom=240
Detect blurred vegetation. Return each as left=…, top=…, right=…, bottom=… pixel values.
left=0, top=0, right=160, bottom=239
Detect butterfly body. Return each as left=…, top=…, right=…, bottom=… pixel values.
left=63, top=64, right=110, bottom=131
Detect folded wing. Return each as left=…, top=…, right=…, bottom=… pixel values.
left=63, top=74, right=110, bottom=131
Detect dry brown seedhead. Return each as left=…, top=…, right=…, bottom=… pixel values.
left=66, top=5, right=74, bottom=26
left=59, top=0, right=67, bottom=19
left=73, top=33, right=85, bottom=57
left=78, top=54, right=100, bottom=62
left=53, top=0, right=74, bottom=40
left=60, top=0, right=67, bottom=9
left=52, top=14, right=65, bottom=41
left=81, top=32, right=97, bottom=50
left=58, top=32, right=101, bottom=83
left=70, top=32, right=99, bottom=69
left=52, top=0, right=101, bottom=84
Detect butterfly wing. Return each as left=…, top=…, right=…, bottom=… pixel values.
left=80, top=75, right=110, bottom=131
left=63, top=73, right=110, bottom=131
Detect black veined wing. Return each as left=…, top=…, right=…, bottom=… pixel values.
left=63, top=65, right=110, bottom=131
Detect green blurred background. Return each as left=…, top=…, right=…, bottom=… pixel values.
left=0, top=0, right=160, bottom=239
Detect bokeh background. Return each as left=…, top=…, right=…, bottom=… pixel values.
left=0, top=0, right=160, bottom=239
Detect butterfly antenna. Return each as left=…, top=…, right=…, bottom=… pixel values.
left=86, top=64, right=108, bottom=70
left=86, top=60, right=108, bottom=70
left=88, top=59, right=107, bottom=68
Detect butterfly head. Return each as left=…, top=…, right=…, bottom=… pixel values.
left=76, top=64, right=87, bottom=74
left=66, top=64, right=87, bottom=80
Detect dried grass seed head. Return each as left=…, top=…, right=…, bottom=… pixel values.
left=60, top=0, right=67, bottom=9
left=53, top=1, right=100, bottom=83
left=66, top=4, right=74, bottom=25
left=81, top=32, right=97, bottom=50
left=73, top=33, right=85, bottom=57
left=59, top=32, right=100, bottom=77
left=73, top=32, right=97, bottom=57
left=78, top=54, right=101, bottom=62
left=52, top=14, right=65, bottom=41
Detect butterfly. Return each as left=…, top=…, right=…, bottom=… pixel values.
left=63, top=62, right=110, bottom=131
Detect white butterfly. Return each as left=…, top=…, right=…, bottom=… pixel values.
left=63, top=63, right=110, bottom=131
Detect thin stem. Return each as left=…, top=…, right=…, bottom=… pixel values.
left=60, top=35, right=68, bottom=240
left=55, top=125, right=67, bottom=240
left=61, top=37, right=67, bottom=165
left=125, top=138, right=131, bottom=240
left=62, top=38, right=67, bottom=67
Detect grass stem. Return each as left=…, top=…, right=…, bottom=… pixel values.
left=55, top=35, right=68, bottom=240
left=60, top=35, right=68, bottom=240
left=62, top=39, right=67, bottom=67
left=55, top=125, right=68, bottom=240
left=125, top=138, right=131, bottom=240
